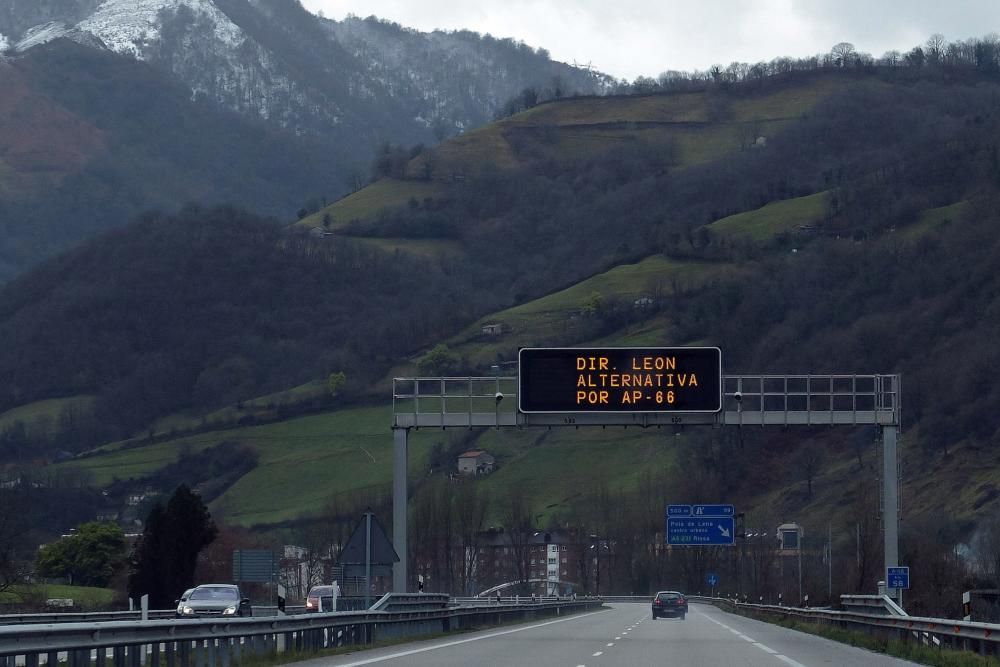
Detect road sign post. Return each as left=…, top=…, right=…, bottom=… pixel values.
left=707, top=573, right=719, bottom=597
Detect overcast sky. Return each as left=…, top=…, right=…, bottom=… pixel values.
left=300, top=1, right=1000, bottom=80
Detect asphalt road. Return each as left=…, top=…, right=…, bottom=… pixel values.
left=301, top=602, right=922, bottom=667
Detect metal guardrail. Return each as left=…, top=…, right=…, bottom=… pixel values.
left=452, top=595, right=578, bottom=606
left=694, top=597, right=1000, bottom=657
left=0, top=611, right=175, bottom=625
left=0, top=595, right=602, bottom=666
left=371, top=593, right=449, bottom=612
left=0, top=607, right=307, bottom=626
left=840, top=594, right=906, bottom=616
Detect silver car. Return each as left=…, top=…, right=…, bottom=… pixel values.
left=176, top=584, right=251, bottom=617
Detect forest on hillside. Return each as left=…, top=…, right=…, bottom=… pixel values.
left=3, top=46, right=1000, bottom=459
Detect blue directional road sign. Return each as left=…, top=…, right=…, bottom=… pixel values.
left=887, top=566, right=910, bottom=590
left=707, top=573, right=719, bottom=587
left=666, top=505, right=736, bottom=546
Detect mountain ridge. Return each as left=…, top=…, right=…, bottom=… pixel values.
left=0, top=0, right=611, bottom=141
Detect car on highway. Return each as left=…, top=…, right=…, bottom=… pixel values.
left=304, top=585, right=339, bottom=612
left=176, top=584, right=252, bottom=618
left=651, top=590, right=687, bottom=619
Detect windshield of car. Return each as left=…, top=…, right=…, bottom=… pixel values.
left=308, top=586, right=333, bottom=596
left=190, top=587, right=239, bottom=601
left=656, top=592, right=680, bottom=601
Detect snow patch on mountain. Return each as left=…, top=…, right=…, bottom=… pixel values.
left=14, top=22, right=70, bottom=52
left=78, top=0, right=243, bottom=58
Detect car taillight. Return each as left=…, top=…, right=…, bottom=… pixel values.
left=306, top=599, right=315, bottom=608
left=654, top=600, right=661, bottom=605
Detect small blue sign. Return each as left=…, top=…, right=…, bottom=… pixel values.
left=693, top=504, right=735, bottom=517
left=667, top=505, right=692, bottom=517
left=707, top=573, right=719, bottom=587
left=887, top=566, right=910, bottom=590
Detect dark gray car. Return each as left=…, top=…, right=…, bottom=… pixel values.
left=176, top=584, right=251, bottom=617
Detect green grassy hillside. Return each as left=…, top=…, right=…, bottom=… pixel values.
left=298, top=179, right=442, bottom=230
left=705, top=191, right=828, bottom=241
left=899, top=200, right=970, bottom=240
left=0, top=584, right=116, bottom=608
left=0, top=396, right=95, bottom=436
left=298, top=77, right=853, bottom=238
left=67, top=406, right=432, bottom=526
left=441, top=256, right=731, bottom=368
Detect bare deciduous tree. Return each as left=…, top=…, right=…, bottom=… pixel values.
left=455, top=482, right=489, bottom=596
left=926, top=34, right=946, bottom=63
left=793, top=445, right=825, bottom=499
left=831, top=42, right=856, bottom=68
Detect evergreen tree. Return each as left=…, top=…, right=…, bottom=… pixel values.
left=128, top=485, right=218, bottom=607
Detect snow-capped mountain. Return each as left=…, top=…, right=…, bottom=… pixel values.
left=0, top=0, right=611, bottom=147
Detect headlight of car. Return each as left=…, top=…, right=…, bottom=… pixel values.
left=181, top=606, right=194, bottom=615
left=223, top=605, right=237, bottom=615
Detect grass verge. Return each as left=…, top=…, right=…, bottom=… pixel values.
left=745, top=610, right=1000, bottom=667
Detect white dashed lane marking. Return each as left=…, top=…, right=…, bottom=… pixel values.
left=702, top=610, right=810, bottom=667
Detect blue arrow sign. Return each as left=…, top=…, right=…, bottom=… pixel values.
left=667, top=516, right=736, bottom=545
left=886, top=566, right=910, bottom=590
left=707, top=573, right=719, bottom=587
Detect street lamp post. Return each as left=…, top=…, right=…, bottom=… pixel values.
left=589, top=534, right=601, bottom=596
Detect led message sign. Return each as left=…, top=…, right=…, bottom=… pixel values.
left=518, top=347, right=722, bottom=414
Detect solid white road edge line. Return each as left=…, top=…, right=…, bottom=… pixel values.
left=700, top=607, right=810, bottom=667
left=327, top=608, right=611, bottom=667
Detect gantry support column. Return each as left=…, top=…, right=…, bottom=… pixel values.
left=392, top=426, right=409, bottom=593
left=882, top=425, right=899, bottom=601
